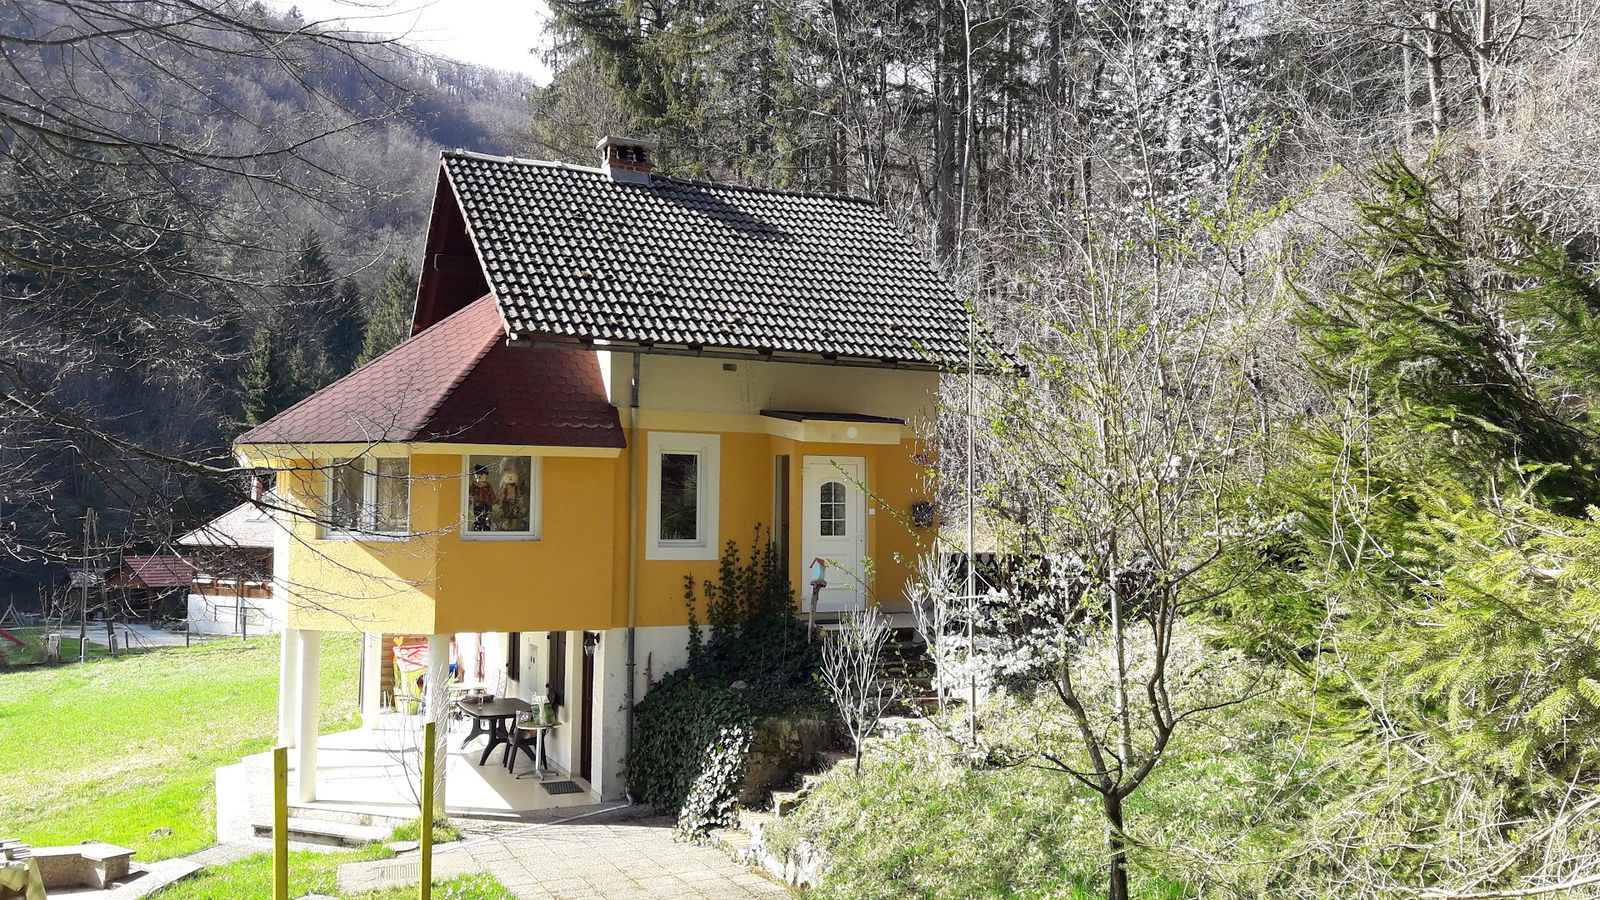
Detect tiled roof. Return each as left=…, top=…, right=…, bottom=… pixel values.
left=237, top=295, right=624, bottom=448
left=442, top=151, right=969, bottom=366
left=177, top=499, right=277, bottom=550
left=121, top=555, right=197, bottom=588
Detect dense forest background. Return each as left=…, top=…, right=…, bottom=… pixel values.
left=0, top=1, right=531, bottom=599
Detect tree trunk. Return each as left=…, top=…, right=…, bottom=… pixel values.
left=1104, top=791, right=1130, bottom=900
left=1423, top=5, right=1448, bottom=139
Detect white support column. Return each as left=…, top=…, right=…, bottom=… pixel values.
left=361, top=632, right=385, bottom=729
left=277, top=628, right=301, bottom=748
left=295, top=629, right=321, bottom=803
left=424, top=633, right=450, bottom=809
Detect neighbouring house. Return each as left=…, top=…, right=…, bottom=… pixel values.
left=177, top=481, right=280, bottom=635
left=101, top=554, right=197, bottom=621
left=233, top=136, right=969, bottom=805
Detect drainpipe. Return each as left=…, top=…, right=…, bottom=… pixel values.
left=624, top=352, right=641, bottom=794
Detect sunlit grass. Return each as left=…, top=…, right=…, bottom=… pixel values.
left=0, top=633, right=360, bottom=860
left=0, top=625, right=112, bottom=665
left=149, top=847, right=515, bottom=900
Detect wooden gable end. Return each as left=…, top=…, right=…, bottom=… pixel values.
left=412, top=168, right=491, bottom=334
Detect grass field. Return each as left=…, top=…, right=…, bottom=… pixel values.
left=0, top=633, right=361, bottom=861
left=149, top=848, right=515, bottom=900
left=0, top=625, right=112, bottom=665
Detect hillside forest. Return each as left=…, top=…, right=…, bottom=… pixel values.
left=0, top=0, right=529, bottom=595
left=7, top=0, right=1600, bottom=897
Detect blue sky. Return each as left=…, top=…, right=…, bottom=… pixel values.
left=282, top=1, right=554, bottom=82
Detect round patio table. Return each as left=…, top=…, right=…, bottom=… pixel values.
left=507, top=720, right=559, bottom=779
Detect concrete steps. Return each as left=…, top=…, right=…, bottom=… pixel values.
left=250, top=817, right=391, bottom=848
left=289, top=802, right=416, bottom=829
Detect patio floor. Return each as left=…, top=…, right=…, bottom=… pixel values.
left=247, top=713, right=601, bottom=821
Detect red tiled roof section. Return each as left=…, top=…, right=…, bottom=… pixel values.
left=122, top=555, right=197, bottom=588
left=237, top=294, right=624, bottom=448
left=428, top=340, right=626, bottom=448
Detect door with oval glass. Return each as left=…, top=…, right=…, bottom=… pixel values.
left=802, top=456, right=867, bottom=614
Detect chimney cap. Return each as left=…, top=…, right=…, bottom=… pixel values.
left=595, top=135, right=658, bottom=151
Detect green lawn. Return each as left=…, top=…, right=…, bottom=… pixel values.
left=0, top=625, right=113, bottom=665
left=150, top=847, right=515, bottom=900
left=0, top=633, right=361, bottom=860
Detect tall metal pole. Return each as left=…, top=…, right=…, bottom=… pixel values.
left=79, top=508, right=94, bottom=663
left=966, top=310, right=978, bottom=748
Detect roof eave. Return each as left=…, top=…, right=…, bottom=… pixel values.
left=506, top=335, right=950, bottom=372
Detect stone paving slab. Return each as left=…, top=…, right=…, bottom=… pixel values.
left=335, top=805, right=790, bottom=899
left=472, top=809, right=790, bottom=899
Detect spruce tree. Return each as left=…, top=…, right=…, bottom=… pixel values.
left=357, top=258, right=417, bottom=366
left=240, top=322, right=296, bottom=425
left=279, top=227, right=339, bottom=388
left=323, top=277, right=365, bottom=376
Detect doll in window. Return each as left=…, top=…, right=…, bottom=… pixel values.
left=494, top=468, right=528, bottom=531
left=469, top=465, right=495, bottom=531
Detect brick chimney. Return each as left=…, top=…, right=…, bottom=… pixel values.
left=597, top=135, right=656, bottom=184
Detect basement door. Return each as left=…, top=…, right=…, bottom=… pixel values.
left=802, top=456, right=867, bottom=614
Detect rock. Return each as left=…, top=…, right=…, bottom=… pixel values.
left=149, top=828, right=173, bottom=839
left=730, top=680, right=748, bottom=690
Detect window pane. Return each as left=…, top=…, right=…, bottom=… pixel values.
left=373, top=457, right=410, bottom=533
left=820, top=481, right=846, bottom=537
left=659, top=452, right=699, bottom=542
left=330, top=460, right=363, bottom=530
left=467, top=455, right=532, bottom=533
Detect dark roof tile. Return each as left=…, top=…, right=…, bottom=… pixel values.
left=442, top=151, right=968, bottom=365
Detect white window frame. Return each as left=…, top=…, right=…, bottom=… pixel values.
left=461, top=454, right=543, bottom=541
left=646, top=432, right=720, bottom=560
left=323, top=456, right=409, bottom=540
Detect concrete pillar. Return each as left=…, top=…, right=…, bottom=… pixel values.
left=295, top=629, right=321, bottom=803
left=277, top=628, right=300, bottom=748
left=361, top=632, right=385, bottom=729
left=424, top=633, right=450, bottom=808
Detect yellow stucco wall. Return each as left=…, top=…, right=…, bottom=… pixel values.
left=274, top=460, right=439, bottom=634
left=258, top=360, right=938, bottom=636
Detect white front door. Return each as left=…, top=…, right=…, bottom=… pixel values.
left=802, top=456, right=867, bottom=614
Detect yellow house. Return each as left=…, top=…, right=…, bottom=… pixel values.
left=235, top=136, right=969, bottom=805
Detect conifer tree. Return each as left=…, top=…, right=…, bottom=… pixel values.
left=357, top=259, right=416, bottom=366
left=323, top=278, right=365, bottom=376
left=240, top=323, right=296, bottom=426
left=278, top=227, right=340, bottom=390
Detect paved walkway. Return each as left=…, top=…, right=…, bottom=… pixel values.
left=79, top=623, right=190, bottom=649
left=341, top=806, right=790, bottom=899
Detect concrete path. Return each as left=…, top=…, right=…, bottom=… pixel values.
left=79, top=623, right=190, bottom=649
left=341, top=806, right=791, bottom=899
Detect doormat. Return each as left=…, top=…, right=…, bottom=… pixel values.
left=541, top=781, right=584, bottom=795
